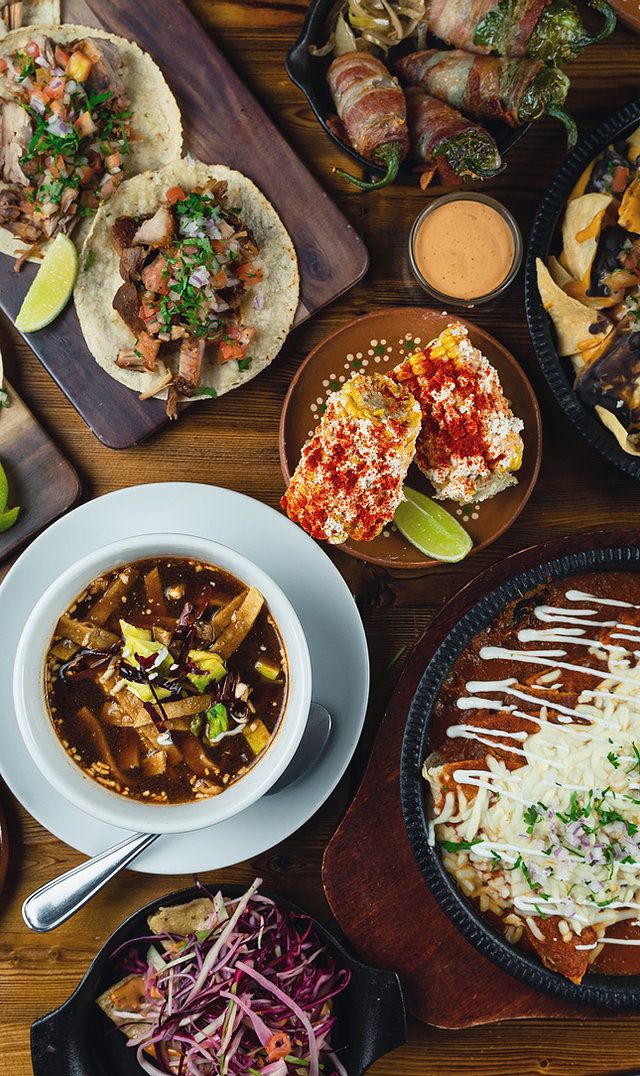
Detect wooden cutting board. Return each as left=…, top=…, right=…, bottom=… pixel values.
left=322, top=531, right=640, bottom=1028
left=0, top=381, right=80, bottom=563
left=0, top=0, right=368, bottom=449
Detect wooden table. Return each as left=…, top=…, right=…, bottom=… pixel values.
left=1, top=2, right=640, bottom=1073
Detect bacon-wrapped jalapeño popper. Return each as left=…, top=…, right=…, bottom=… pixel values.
left=326, top=51, right=410, bottom=190
left=405, top=88, right=503, bottom=184
left=425, top=0, right=616, bottom=67
left=397, top=50, right=577, bottom=149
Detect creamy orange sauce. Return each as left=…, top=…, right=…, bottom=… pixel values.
left=413, top=201, right=515, bottom=301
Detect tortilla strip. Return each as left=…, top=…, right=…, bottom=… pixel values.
left=56, top=615, right=119, bottom=650
left=214, top=587, right=264, bottom=660
left=212, top=591, right=247, bottom=635
left=153, top=694, right=212, bottom=720
left=147, top=897, right=215, bottom=938
left=89, top=567, right=138, bottom=626
left=76, top=706, right=124, bottom=781
left=98, top=668, right=149, bottom=726
left=561, top=193, right=612, bottom=283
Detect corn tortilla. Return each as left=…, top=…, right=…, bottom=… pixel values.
left=75, top=159, right=300, bottom=401
left=0, top=23, right=182, bottom=261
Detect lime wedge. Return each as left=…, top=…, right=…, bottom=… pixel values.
left=0, top=505, right=19, bottom=533
left=0, top=461, right=8, bottom=515
left=394, top=486, right=473, bottom=562
left=15, top=234, right=78, bottom=332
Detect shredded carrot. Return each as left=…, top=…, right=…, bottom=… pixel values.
left=266, top=1032, right=291, bottom=1062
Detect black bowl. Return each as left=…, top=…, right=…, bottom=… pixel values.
left=400, top=534, right=640, bottom=1009
left=285, top=0, right=529, bottom=181
left=525, top=95, right=640, bottom=482
left=31, top=885, right=406, bottom=1075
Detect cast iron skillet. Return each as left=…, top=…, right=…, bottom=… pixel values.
left=286, top=0, right=529, bottom=181
left=401, top=530, right=640, bottom=1009
left=31, top=884, right=406, bottom=1075
left=525, top=96, right=640, bottom=482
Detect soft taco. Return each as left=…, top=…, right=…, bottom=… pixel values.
left=75, top=158, right=299, bottom=418
left=0, top=24, right=182, bottom=264
left=0, top=1, right=60, bottom=37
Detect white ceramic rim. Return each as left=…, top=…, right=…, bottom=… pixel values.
left=13, top=532, right=312, bottom=834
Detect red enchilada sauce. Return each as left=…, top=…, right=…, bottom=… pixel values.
left=428, top=571, right=640, bottom=977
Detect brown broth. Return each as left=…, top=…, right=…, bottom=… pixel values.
left=45, top=557, right=288, bottom=805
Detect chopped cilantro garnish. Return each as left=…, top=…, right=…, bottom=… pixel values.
left=440, top=838, right=483, bottom=853
left=607, top=751, right=620, bottom=769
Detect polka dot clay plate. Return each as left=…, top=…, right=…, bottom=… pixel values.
left=279, top=308, right=542, bottom=570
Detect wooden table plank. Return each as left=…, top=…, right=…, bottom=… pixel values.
left=1, top=2, right=640, bottom=1073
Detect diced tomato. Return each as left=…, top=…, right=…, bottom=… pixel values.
left=0, top=58, right=8, bottom=74
left=611, top=165, right=630, bottom=195
left=141, top=256, right=169, bottom=295
left=165, top=185, right=186, bottom=205
left=66, top=50, right=93, bottom=83
left=50, top=100, right=67, bottom=118
left=212, top=239, right=225, bottom=255
left=105, top=151, right=122, bottom=172
left=74, top=110, right=97, bottom=138
left=218, top=340, right=246, bottom=363
left=44, top=81, right=65, bottom=101
left=78, top=164, right=95, bottom=186
left=210, top=269, right=228, bottom=289
left=24, top=41, right=40, bottom=58
left=136, top=332, right=161, bottom=370
left=54, top=45, right=71, bottom=68
left=236, top=262, right=263, bottom=284
left=99, top=175, right=117, bottom=199
left=30, top=87, right=48, bottom=109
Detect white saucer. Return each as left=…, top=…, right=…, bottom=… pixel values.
left=0, top=483, right=369, bottom=874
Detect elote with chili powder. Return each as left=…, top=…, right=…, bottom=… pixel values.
left=281, top=372, right=421, bottom=543
left=392, top=322, right=523, bottom=504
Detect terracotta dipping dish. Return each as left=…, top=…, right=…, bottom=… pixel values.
left=279, top=308, right=542, bottom=571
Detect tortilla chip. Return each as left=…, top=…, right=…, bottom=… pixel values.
left=627, top=126, right=640, bottom=165
left=568, top=158, right=596, bottom=202
left=548, top=255, right=573, bottom=288
left=619, top=177, right=640, bottom=233
left=0, top=0, right=59, bottom=35
left=0, top=24, right=183, bottom=262
left=536, top=259, right=612, bottom=356
left=595, top=405, right=640, bottom=455
left=96, top=973, right=153, bottom=1041
left=147, top=897, right=214, bottom=938
left=75, top=159, right=299, bottom=403
left=561, top=193, right=612, bottom=283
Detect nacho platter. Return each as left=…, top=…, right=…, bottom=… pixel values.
left=0, top=0, right=368, bottom=448
left=526, top=96, right=640, bottom=480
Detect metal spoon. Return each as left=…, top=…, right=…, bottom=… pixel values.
left=22, top=703, right=332, bottom=933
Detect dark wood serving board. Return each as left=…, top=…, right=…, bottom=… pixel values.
left=0, top=381, right=80, bottom=563
left=322, top=530, right=640, bottom=1029
left=0, top=0, right=368, bottom=449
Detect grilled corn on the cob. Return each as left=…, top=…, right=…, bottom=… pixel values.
left=282, top=372, right=421, bottom=544
left=393, top=322, right=523, bottom=505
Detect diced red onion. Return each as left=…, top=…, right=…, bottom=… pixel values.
left=35, top=55, right=50, bottom=67
left=30, top=94, right=46, bottom=115
left=252, top=289, right=265, bottom=311
left=189, top=267, right=210, bottom=289
left=47, top=114, right=70, bottom=137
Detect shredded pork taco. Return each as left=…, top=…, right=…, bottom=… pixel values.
left=0, top=24, right=182, bottom=265
left=75, top=159, right=299, bottom=418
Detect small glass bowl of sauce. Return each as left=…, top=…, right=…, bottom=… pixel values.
left=409, top=192, right=523, bottom=307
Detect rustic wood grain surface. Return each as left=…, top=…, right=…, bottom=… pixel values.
left=1, top=2, right=640, bottom=1073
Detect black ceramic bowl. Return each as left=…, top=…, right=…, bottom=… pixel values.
left=400, top=532, right=640, bottom=1009
left=31, top=885, right=406, bottom=1075
left=286, top=0, right=528, bottom=181
left=525, top=96, right=640, bottom=482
